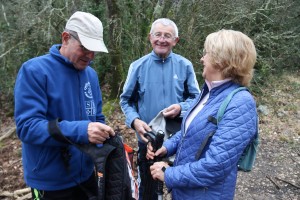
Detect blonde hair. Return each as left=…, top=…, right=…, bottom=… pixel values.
left=204, top=29, right=257, bottom=86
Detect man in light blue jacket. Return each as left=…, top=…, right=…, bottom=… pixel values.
left=120, top=18, right=200, bottom=199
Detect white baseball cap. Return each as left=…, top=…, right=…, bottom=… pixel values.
left=66, top=11, right=108, bottom=53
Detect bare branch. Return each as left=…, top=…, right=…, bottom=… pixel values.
left=275, top=176, right=300, bottom=189
left=1, top=4, right=10, bottom=27
left=0, top=126, right=16, bottom=142
left=0, top=187, right=31, bottom=199
left=0, top=42, right=25, bottom=59
left=266, top=175, right=281, bottom=190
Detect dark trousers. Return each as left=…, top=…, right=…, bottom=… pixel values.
left=31, top=173, right=97, bottom=200
left=138, top=142, right=158, bottom=200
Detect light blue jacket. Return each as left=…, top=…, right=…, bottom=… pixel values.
left=163, top=81, right=258, bottom=200
left=14, top=45, right=104, bottom=190
left=120, top=51, right=200, bottom=141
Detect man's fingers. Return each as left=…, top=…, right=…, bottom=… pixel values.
left=140, top=134, right=148, bottom=143
left=88, top=122, right=115, bottom=144
left=107, top=128, right=115, bottom=137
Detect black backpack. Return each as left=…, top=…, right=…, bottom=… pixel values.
left=48, top=119, right=134, bottom=200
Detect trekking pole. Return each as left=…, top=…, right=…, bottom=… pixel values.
left=144, top=130, right=165, bottom=200
left=154, top=130, right=165, bottom=200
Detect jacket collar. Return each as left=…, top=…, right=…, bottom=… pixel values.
left=205, top=79, right=231, bottom=91
left=150, top=50, right=173, bottom=62
left=198, top=80, right=239, bottom=105
left=182, top=80, right=240, bottom=132
left=49, top=44, right=76, bottom=68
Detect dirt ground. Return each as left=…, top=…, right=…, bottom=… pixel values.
left=0, top=71, right=299, bottom=200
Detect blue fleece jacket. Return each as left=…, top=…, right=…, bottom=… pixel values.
left=163, top=81, right=258, bottom=200
left=14, top=44, right=105, bottom=190
left=120, top=51, right=200, bottom=141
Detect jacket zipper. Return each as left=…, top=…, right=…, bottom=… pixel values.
left=174, top=88, right=207, bottom=166
left=77, top=71, right=83, bottom=180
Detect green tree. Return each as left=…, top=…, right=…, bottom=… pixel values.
left=106, top=0, right=123, bottom=99
left=0, top=0, right=299, bottom=118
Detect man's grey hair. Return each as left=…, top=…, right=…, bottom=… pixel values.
left=150, top=18, right=179, bottom=37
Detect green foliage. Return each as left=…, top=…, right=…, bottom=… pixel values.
left=102, top=99, right=119, bottom=117
left=0, top=0, right=299, bottom=114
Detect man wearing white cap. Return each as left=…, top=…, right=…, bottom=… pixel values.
left=14, top=11, right=114, bottom=200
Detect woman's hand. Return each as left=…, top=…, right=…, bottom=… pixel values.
left=146, top=143, right=167, bottom=160
left=150, top=161, right=169, bottom=181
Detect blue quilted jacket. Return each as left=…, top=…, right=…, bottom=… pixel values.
left=163, top=81, right=257, bottom=200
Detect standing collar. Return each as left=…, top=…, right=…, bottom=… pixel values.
left=151, top=50, right=172, bottom=62
left=50, top=44, right=78, bottom=69
left=205, top=78, right=232, bottom=91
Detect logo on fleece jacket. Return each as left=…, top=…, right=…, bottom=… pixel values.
left=84, top=82, right=96, bottom=116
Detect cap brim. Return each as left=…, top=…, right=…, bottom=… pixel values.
left=78, top=34, right=108, bottom=53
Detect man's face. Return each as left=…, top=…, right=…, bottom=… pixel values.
left=61, top=32, right=95, bottom=70
left=149, top=23, right=179, bottom=59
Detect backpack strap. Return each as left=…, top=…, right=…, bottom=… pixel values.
left=48, top=119, right=133, bottom=200
left=216, top=87, right=247, bottom=123
left=195, top=130, right=216, bottom=160
left=48, top=119, right=72, bottom=144
left=195, top=87, right=247, bottom=160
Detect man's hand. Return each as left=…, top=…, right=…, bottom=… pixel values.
left=162, top=104, right=181, bottom=118
left=133, top=118, right=151, bottom=142
left=87, top=122, right=115, bottom=144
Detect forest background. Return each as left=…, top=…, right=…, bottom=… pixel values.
left=0, top=0, right=299, bottom=199
left=0, top=0, right=299, bottom=114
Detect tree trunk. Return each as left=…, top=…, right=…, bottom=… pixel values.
left=106, top=0, right=123, bottom=99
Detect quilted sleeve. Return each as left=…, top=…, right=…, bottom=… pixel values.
left=163, top=130, right=182, bottom=157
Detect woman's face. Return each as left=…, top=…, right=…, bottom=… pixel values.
left=200, top=50, right=223, bottom=82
